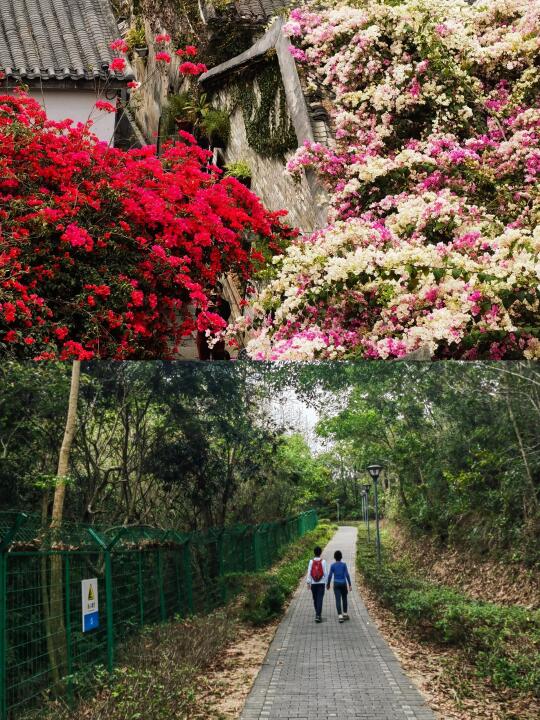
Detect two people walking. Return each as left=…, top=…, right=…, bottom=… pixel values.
left=306, top=546, right=352, bottom=623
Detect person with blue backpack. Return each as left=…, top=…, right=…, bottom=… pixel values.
left=306, top=546, right=327, bottom=623
left=326, top=550, right=352, bottom=623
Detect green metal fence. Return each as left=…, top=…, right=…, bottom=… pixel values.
left=0, top=509, right=317, bottom=719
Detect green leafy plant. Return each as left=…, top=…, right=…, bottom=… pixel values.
left=224, top=160, right=252, bottom=180
left=200, top=108, right=230, bottom=146
left=228, top=59, right=297, bottom=159
left=163, top=93, right=230, bottom=145
left=125, top=19, right=146, bottom=50
left=357, top=527, right=540, bottom=696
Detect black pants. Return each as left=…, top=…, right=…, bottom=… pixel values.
left=334, top=584, right=348, bottom=614
left=311, top=583, right=325, bottom=616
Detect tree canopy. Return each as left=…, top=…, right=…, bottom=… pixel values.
left=1, top=361, right=538, bottom=561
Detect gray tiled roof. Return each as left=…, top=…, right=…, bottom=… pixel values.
left=0, top=0, right=133, bottom=82
left=234, top=0, right=291, bottom=21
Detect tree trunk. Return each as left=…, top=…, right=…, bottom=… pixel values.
left=505, top=385, right=538, bottom=533
left=48, top=361, right=81, bottom=691
left=51, top=361, right=81, bottom=525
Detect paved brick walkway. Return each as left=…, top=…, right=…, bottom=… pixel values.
left=240, top=526, right=435, bottom=720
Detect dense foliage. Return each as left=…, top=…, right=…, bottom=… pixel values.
left=313, top=362, right=540, bottom=560
left=0, top=362, right=325, bottom=530
left=0, top=92, right=290, bottom=360
left=236, top=0, right=540, bottom=360
left=4, top=361, right=537, bottom=561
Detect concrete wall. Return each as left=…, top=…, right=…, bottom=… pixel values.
left=29, top=89, right=117, bottom=143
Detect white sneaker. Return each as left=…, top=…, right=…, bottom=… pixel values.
left=338, top=614, right=344, bottom=623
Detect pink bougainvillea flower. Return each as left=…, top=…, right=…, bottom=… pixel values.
left=61, top=224, right=94, bottom=251
left=110, top=38, right=129, bottom=53
left=226, top=0, right=540, bottom=361
left=155, top=34, right=171, bottom=43
left=127, top=81, right=141, bottom=90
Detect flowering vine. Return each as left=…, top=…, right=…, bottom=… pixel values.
left=233, top=0, right=540, bottom=360
left=0, top=93, right=292, bottom=359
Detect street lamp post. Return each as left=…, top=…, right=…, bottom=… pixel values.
left=367, top=465, right=383, bottom=568
left=362, top=483, right=371, bottom=541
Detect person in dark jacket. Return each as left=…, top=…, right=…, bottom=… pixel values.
left=326, top=550, right=352, bottom=622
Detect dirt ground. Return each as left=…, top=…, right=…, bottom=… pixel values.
left=390, top=525, right=539, bottom=610
left=197, top=619, right=279, bottom=718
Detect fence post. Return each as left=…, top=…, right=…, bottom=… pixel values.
left=174, top=551, right=182, bottom=616
left=182, top=541, right=194, bottom=614
left=64, top=553, right=74, bottom=705
left=157, top=548, right=166, bottom=622
left=253, top=528, right=261, bottom=572
left=218, top=530, right=228, bottom=604
left=239, top=529, right=245, bottom=571
left=104, top=550, right=114, bottom=672
left=87, top=528, right=125, bottom=674
left=0, top=551, right=7, bottom=720
left=138, top=552, right=144, bottom=627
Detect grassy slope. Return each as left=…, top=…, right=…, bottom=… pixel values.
left=356, top=524, right=540, bottom=706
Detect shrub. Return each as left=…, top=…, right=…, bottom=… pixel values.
left=0, top=93, right=291, bottom=359
left=225, top=161, right=252, bottom=180
left=238, top=522, right=336, bottom=625
left=357, top=528, right=540, bottom=695
left=25, top=611, right=237, bottom=719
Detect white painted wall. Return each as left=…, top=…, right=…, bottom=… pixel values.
left=29, top=89, right=117, bottom=143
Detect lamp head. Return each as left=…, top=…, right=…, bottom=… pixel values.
left=367, top=464, right=383, bottom=481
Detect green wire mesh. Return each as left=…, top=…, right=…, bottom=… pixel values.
left=0, top=509, right=317, bottom=719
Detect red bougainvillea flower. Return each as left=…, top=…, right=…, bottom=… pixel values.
left=109, top=57, right=126, bottom=73
left=95, top=99, right=117, bottom=113
left=127, top=81, right=141, bottom=90
left=110, top=38, right=129, bottom=53
left=0, top=92, right=293, bottom=360
left=155, top=51, right=171, bottom=64
left=155, top=34, right=171, bottom=44
left=179, top=62, right=207, bottom=76
left=175, top=46, right=197, bottom=58
left=61, top=224, right=94, bottom=251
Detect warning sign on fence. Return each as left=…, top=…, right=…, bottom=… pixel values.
left=82, top=578, right=99, bottom=632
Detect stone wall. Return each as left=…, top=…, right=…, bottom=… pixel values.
left=215, top=84, right=328, bottom=233
left=128, top=20, right=181, bottom=143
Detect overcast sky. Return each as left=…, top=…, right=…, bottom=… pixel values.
left=267, top=387, right=347, bottom=454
